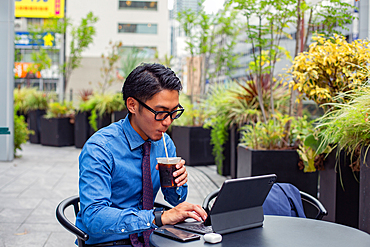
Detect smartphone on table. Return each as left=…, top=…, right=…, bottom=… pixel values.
left=153, top=225, right=201, bottom=242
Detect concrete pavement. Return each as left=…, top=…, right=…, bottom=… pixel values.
left=0, top=143, right=227, bottom=247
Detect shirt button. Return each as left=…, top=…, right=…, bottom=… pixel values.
left=121, top=229, right=125, bottom=232
left=147, top=223, right=151, bottom=227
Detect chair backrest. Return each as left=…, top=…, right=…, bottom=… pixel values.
left=300, top=191, right=328, bottom=220
left=56, top=195, right=89, bottom=247
left=202, top=183, right=328, bottom=220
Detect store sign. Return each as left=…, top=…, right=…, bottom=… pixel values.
left=14, top=62, right=42, bottom=79
left=15, top=32, right=55, bottom=47
left=15, top=0, right=65, bottom=18
left=14, top=63, right=59, bottom=79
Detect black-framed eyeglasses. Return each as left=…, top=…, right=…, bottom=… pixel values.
left=133, top=97, right=185, bottom=121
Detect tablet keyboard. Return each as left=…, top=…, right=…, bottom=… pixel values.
left=174, top=223, right=213, bottom=234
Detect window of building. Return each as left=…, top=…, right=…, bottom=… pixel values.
left=118, top=23, right=157, bottom=34
left=118, top=1, right=157, bottom=10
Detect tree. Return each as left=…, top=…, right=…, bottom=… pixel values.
left=97, top=41, right=123, bottom=94
left=63, top=12, right=99, bottom=93
left=177, top=1, right=240, bottom=101
left=229, top=0, right=296, bottom=123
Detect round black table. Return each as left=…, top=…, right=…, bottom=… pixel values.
left=150, top=215, right=370, bottom=247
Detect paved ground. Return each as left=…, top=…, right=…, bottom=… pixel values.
left=0, top=143, right=228, bottom=247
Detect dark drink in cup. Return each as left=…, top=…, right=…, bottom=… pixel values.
left=157, top=157, right=181, bottom=188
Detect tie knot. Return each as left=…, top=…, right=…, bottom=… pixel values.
left=143, top=141, right=151, bottom=156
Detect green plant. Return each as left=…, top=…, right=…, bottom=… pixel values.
left=289, top=34, right=370, bottom=111
left=315, top=82, right=370, bottom=171
left=87, top=93, right=116, bottom=131
left=13, top=107, right=34, bottom=157
left=14, top=87, right=33, bottom=114
left=44, top=101, right=74, bottom=119
left=173, top=94, right=205, bottom=127
left=23, top=87, right=55, bottom=111
left=203, top=78, right=289, bottom=172
left=111, top=93, right=126, bottom=112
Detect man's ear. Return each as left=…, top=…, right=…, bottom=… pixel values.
left=126, top=97, right=137, bottom=115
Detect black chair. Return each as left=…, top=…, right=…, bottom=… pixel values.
left=202, top=187, right=328, bottom=220
left=56, top=195, right=173, bottom=247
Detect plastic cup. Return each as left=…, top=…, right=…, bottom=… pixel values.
left=156, top=157, right=182, bottom=188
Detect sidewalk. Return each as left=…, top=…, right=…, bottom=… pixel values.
left=0, top=143, right=227, bottom=247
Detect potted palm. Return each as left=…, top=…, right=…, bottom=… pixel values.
left=289, top=34, right=370, bottom=229
left=40, top=101, right=75, bottom=147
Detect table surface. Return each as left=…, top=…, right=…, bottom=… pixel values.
left=150, top=215, right=370, bottom=247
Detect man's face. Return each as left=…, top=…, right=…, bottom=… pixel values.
left=129, top=89, right=180, bottom=141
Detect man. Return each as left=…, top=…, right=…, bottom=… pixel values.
left=76, top=63, right=207, bottom=247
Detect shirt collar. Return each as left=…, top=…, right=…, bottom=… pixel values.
left=122, top=115, right=149, bottom=151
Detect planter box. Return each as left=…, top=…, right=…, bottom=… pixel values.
left=237, top=144, right=318, bottom=197
left=40, top=117, right=74, bottom=147
left=74, top=111, right=92, bottom=149
left=171, top=126, right=214, bottom=166
left=319, top=149, right=359, bottom=229
left=28, top=109, right=46, bottom=144
left=89, top=113, right=112, bottom=136
left=113, top=110, right=128, bottom=122
left=359, top=148, right=370, bottom=234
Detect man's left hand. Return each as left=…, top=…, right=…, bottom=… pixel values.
left=155, top=159, right=187, bottom=187
left=173, top=159, right=187, bottom=187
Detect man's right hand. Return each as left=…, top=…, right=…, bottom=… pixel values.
left=161, top=202, right=208, bottom=225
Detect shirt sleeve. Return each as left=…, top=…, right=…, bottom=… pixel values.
left=160, top=135, right=188, bottom=206
left=79, top=143, right=156, bottom=235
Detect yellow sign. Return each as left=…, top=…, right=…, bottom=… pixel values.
left=15, top=0, right=65, bottom=18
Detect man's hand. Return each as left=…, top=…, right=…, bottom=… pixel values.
left=161, top=202, right=208, bottom=225
left=155, top=159, right=188, bottom=187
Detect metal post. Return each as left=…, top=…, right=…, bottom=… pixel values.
left=0, top=0, right=15, bottom=161
left=359, top=0, right=370, bottom=40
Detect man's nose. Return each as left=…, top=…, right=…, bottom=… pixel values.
left=162, top=116, right=173, bottom=126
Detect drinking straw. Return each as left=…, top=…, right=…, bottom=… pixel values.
left=162, top=132, right=169, bottom=162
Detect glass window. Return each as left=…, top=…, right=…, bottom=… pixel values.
left=119, top=1, right=157, bottom=10
left=118, top=23, right=157, bottom=34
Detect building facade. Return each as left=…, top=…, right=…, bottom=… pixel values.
left=66, top=0, right=169, bottom=100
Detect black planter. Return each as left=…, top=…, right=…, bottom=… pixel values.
left=171, top=126, right=214, bottom=166
left=40, top=117, right=74, bottom=147
left=89, top=113, right=112, bottom=136
left=28, top=109, right=46, bottom=144
left=224, top=125, right=241, bottom=178
left=237, top=144, right=318, bottom=197
left=74, top=111, right=92, bottom=149
left=319, top=149, right=360, bottom=229
left=359, top=148, right=370, bottom=234
left=113, top=110, right=128, bottom=122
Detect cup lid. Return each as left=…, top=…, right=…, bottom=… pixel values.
left=156, top=157, right=181, bottom=164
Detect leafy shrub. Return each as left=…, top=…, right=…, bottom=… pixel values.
left=14, top=107, right=34, bottom=157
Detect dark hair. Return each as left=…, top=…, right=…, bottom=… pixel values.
left=122, top=63, right=182, bottom=106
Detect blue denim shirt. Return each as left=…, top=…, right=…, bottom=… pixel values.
left=75, top=116, right=188, bottom=245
